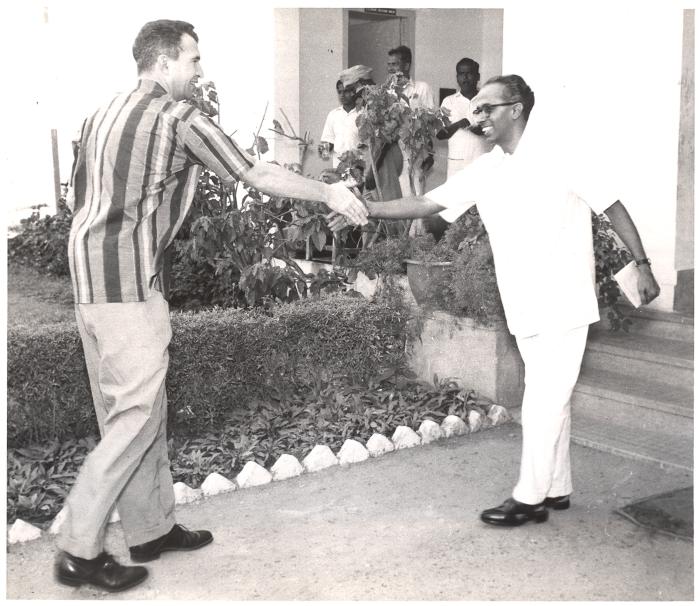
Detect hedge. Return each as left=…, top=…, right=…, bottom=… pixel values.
left=7, top=293, right=407, bottom=447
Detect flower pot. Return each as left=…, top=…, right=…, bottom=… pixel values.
left=404, top=259, right=453, bottom=309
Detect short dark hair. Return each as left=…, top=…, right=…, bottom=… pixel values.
left=388, top=45, right=412, bottom=66
left=484, top=74, right=535, bottom=121
left=132, top=20, right=198, bottom=74
left=456, top=57, right=479, bottom=74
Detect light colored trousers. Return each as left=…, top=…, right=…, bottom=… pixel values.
left=57, top=291, right=176, bottom=559
left=512, top=325, right=589, bottom=505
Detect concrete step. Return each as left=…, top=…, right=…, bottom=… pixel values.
left=581, top=331, right=694, bottom=386
left=572, top=382, right=692, bottom=443
left=575, top=367, right=693, bottom=419
left=595, top=306, right=694, bottom=342
left=569, top=412, right=693, bottom=472
left=571, top=340, right=694, bottom=471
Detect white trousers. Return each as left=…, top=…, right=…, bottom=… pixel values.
left=512, top=325, right=589, bottom=505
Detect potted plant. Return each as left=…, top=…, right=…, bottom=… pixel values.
left=355, top=75, right=446, bottom=241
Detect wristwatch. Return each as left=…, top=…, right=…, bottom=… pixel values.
left=635, top=258, right=651, bottom=266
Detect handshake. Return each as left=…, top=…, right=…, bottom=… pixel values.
left=324, top=182, right=369, bottom=230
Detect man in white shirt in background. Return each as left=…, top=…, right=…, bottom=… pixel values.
left=429, top=57, right=494, bottom=237
left=387, top=45, right=436, bottom=110
left=437, top=57, right=493, bottom=179
left=329, top=74, right=660, bottom=527
left=319, top=65, right=372, bottom=168
left=387, top=45, right=435, bottom=232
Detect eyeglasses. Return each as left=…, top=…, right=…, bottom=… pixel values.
left=472, top=101, right=521, bottom=116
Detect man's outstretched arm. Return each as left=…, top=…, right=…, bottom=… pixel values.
left=243, top=161, right=368, bottom=226
left=183, top=115, right=368, bottom=226
left=327, top=196, right=444, bottom=232
left=604, top=200, right=660, bottom=305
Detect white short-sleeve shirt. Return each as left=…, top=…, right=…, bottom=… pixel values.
left=403, top=79, right=436, bottom=109
left=424, top=127, right=615, bottom=337
left=320, top=106, right=361, bottom=168
left=440, top=91, right=492, bottom=177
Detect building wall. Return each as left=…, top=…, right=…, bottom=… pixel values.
left=298, top=9, right=347, bottom=178
left=675, top=9, right=694, bottom=272
left=273, top=8, right=302, bottom=168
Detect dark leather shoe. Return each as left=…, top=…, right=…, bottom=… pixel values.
left=480, top=497, right=549, bottom=526
left=55, top=551, right=148, bottom=592
left=544, top=495, right=571, bottom=510
left=129, top=524, right=213, bottom=563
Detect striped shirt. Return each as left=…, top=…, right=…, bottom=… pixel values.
left=68, top=79, right=254, bottom=303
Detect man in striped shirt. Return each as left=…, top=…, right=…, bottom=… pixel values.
left=55, top=19, right=368, bottom=593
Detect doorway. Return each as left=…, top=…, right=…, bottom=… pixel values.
left=347, top=9, right=415, bottom=85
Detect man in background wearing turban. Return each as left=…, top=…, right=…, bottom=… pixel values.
left=318, top=65, right=373, bottom=168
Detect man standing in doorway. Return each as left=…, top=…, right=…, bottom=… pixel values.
left=386, top=45, right=436, bottom=231
left=329, top=74, right=660, bottom=527
left=56, top=19, right=367, bottom=593
left=387, top=44, right=435, bottom=110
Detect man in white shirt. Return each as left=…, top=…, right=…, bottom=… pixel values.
left=329, top=74, right=660, bottom=527
left=387, top=45, right=436, bottom=110
left=386, top=45, right=435, bottom=226
left=437, top=57, right=493, bottom=178
left=319, top=65, right=372, bottom=168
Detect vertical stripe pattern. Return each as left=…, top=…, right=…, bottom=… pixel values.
left=68, top=79, right=255, bottom=303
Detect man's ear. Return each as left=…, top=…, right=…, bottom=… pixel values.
left=156, top=54, right=170, bottom=75
left=511, top=102, right=524, bottom=120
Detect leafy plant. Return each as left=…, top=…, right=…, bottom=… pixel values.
left=356, top=75, right=444, bottom=197
left=169, top=81, right=349, bottom=310
left=353, top=75, right=446, bottom=243
left=7, top=437, right=97, bottom=525
left=9, top=369, right=499, bottom=525
left=8, top=199, right=72, bottom=277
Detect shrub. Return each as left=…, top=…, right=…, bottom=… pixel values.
left=8, top=200, right=72, bottom=276
left=7, top=294, right=407, bottom=447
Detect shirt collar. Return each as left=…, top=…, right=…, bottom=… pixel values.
left=137, top=78, right=168, bottom=96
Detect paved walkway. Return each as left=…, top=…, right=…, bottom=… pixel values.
left=6, top=423, right=693, bottom=600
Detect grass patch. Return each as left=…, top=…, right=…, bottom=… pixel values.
left=7, top=263, right=75, bottom=327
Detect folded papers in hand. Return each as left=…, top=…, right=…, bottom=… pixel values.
left=614, top=261, right=642, bottom=308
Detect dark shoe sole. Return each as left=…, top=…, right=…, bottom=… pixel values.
left=480, top=510, right=549, bottom=526
left=56, top=572, right=148, bottom=593
left=130, top=534, right=214, bottom=563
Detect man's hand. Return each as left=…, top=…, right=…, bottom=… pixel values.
left=637, top=264, right=661, bottom=306
left=325, top=182, right=368, bottom=226
left=325, top=210, right=350, bottom=233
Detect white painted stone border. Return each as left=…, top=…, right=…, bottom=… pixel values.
left=9, top=406, right=510, bottom=544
